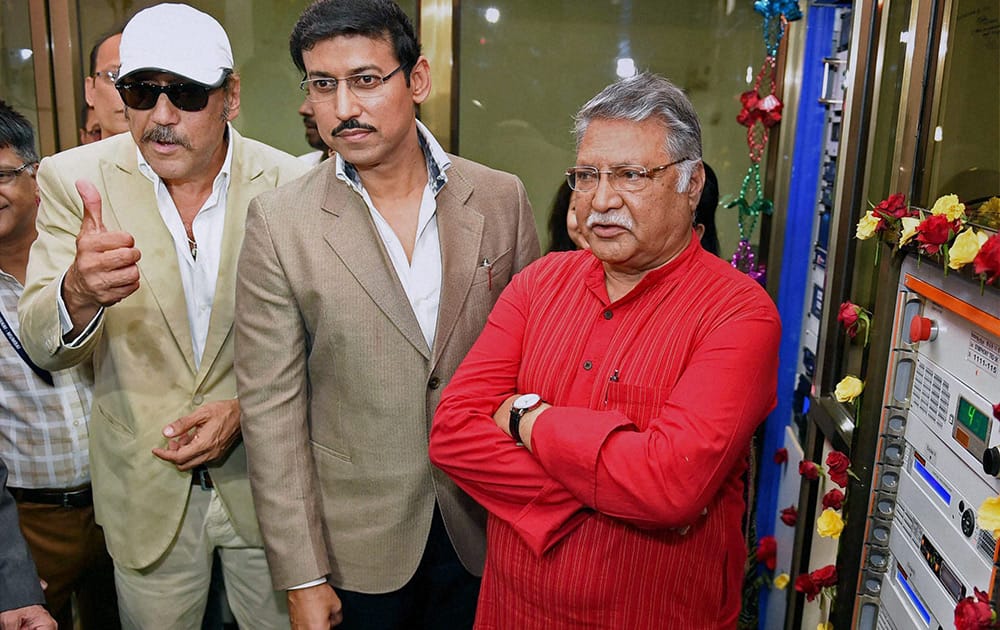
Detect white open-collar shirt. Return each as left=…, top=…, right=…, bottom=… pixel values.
left=334, top=120, right=451, bottom=351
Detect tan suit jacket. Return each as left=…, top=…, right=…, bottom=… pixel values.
left=18, top=130, right=308, bottom=570
left=235, top=155, right=540, bottom=591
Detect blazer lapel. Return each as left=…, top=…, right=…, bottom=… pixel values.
left=432, top=168, right=481, bottom=370
left=321, top=176, right=431, bottom=359
left=102, top=150, right=196, bottom=373
left=196, top=132, right=263, bottom=386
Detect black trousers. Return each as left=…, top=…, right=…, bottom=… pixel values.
left=334, top=506, right=481, bottom=630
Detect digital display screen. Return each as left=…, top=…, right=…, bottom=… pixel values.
left=958, top=397, right=990, bottom=442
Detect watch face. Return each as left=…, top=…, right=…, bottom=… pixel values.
left=514, top=393, right=541, bottom=410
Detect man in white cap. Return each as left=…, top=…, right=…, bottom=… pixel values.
left=18, top=4, right=305, bottom=628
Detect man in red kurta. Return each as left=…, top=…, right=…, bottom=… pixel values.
left=430, top=73, right=781, bottom=629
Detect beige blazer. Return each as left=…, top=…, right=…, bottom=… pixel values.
left=235, top=156, right=540, bottom=592
left=18, top=130, right=308, bottom=570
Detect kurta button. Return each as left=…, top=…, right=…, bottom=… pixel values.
left=583, top=360, right=593, bottom=370
left=192, top=394, right=204, bottom=405
left=428, top=376, right=441, bottom=390
left=603, top=310, right=613, bottom=320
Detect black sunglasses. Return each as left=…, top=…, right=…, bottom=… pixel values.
left=116, top=81, right=221, bottom=112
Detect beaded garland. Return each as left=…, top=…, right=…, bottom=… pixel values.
left=727, top=0, right=801, bottom=285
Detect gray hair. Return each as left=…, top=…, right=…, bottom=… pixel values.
left=573, top=72, right=702, bottom=192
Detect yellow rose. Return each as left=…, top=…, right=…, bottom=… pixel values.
left=773, top=573, right=790, bottom=590
left=816, top=508, right=845, bottom=539
left=929, top=194, right=965, bottom=221
left=948, top=228, right=989, bottom=269
left=899, top=216, right=921, bottom=246
left=978, top=496, right=1000, bottom=537
left=855, top=210, right=880, bottom=240
left=834, top=375, right=864, bottom=403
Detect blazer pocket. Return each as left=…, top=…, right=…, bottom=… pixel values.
left=93, top=402, right=135, bottom=438
left=309, top=438, right=352, bottom=463
left=471, top=247, right=513, bottom=286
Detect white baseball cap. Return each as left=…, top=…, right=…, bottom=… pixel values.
left=118, top=3, right=233, bottom=87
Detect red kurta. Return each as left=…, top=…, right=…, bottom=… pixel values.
left=430, top=236, right=781, bottom=629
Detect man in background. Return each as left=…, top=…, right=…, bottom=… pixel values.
left=83, top=28, right=127, bottom=141
left=0, top=99, right=119, bottom=629
left=79, top=104, right=101, bottom=145
left=0, top=457, right=57, bottom=630
left=235, top=1, right=539, bottom=627
left=431, top=73, right=781, bottom=628
left=298, top=96, right=329, bottom=165
left=18, top=5, right=305, bottom=627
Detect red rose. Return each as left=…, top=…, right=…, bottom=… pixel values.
left=780, top=506, right=798, bottom=527
left=955, top=588, right=998, bottom=629
left=873, top=193, right=910, bottom=222
left=799, top=460, right=820, bottom=480
left=794, top=573, right=820, bottom=602
left=916, top=214, right=958, bottom=254
left=974, top=234, right=1000, bottom=285
left=838, top=302, right=860, bottom=337
left=810, top=564, right=838, bottom=588
left=756, top=535, right=777, bottom=571
left=822, top=488, right=845, bottom=510
left=837, top=302, right=859, bottom=327
left=826, top=451, right=851, bottom=488
left=774, top=448, right=788, bottom=464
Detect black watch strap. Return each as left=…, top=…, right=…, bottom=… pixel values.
left=509, top=408, right=525, bottom=445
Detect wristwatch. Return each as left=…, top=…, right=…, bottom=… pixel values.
left=509, top=393, right=542, bottom=446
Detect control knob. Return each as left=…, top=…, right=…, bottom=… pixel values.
left=984, top=447, right=1000, bottom=477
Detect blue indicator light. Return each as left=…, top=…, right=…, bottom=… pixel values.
left=897, top=570, right=931, bottom=626
left=914, top=458, right=952, bottom=505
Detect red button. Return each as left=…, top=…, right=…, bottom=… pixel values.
left=994, top=402, right=1000, bottom=420
left=909, top=316, right=935, bottom=343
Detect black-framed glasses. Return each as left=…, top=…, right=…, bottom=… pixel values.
left=300, top=65, right=404, bottom=102
left=0, top=162, right=36, bottom=185
left=565, top=157, right=692, bottom=193
left=92, top=68, right=120, bottom=84
left=116, top=80, right=223, bottom=112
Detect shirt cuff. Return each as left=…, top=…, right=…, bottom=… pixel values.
left=57, top=270, right=103, bottom=346
left=288, top=577, right=328, bottom=590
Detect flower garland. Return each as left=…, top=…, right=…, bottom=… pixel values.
left=767, top=446, right=855, bottom=628
left=856, top=193, right=1000, bottom=289
left=726, top=0, right=802, bottom=285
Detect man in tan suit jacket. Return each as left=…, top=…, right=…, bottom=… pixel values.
left=234, top=1, right=540, bottom=628
left=18, top=5, right=305, bottom=628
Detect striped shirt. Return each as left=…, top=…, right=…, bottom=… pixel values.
left=1, top=270, right=91, bottom=489
left=431, top=237, right=781, bottom=628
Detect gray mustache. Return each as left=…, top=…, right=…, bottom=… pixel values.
left=141, top=125, right=192, bottom=149
left=586, top=211, right=634, bottom=230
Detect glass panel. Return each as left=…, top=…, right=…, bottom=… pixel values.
left=864, top=0, right=913, bottom=204
left=457, top=1, right=765, bottom=253
left=75, top=1, right=417, bottom=157
left=920, top=0, right=1000, bottom=209
left=844, top=0, right=914, bottom=382
left=0, top=1, right=39, bottom=138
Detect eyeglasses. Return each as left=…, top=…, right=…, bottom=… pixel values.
left=116, top=81, right=222, bottom=112
left=0, top=162, right=36, bottom=185
left=565, top=157, right=691, bottom=193
left=92, top=68, right=120, bottom=84
left=300, top=65, right=404, bottom=102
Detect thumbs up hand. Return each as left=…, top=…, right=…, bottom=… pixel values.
left=61, top=179, right=142, bottom=335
